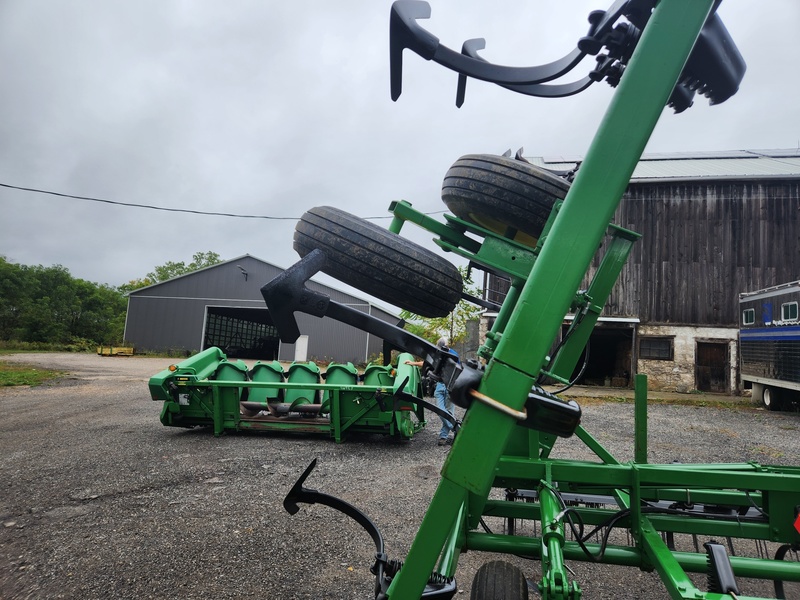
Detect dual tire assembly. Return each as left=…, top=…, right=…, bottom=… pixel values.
left=293, top=154, right=567, bottom=317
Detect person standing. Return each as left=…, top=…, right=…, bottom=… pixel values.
left=405, top=337, right=460, bottom=446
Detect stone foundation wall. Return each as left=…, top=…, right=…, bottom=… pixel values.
left=476, top=317, right=741, bottom=394
left=637, top=324, right=738, bottom=392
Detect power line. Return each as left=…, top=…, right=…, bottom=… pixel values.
left=0, top=182, right=445, bottom=220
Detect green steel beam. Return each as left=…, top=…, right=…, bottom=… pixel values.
left=543, top=227, right=640, bottom=383
left=386, top=2, right=721, bottom=596
left=634, top=374, right=649, bottom=464
left=388, top=199, right=481, bottom=253
left=493, top=458, right=800, bottom=499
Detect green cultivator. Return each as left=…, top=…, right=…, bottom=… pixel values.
left=261, top=0, right=800, bottom=598
left=151, top=0, right=800, bottom=596
left=149, top=347, right=432, bottom=443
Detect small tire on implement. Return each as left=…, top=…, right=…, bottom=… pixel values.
left=470, top=560, right=528, bottom=600
left=442, top=153, right=569, bottom=247
left=293, top=205, right=462, bottom=318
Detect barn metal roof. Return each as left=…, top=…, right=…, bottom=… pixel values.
left=526, top=149, right=800, bottom=182
left=126, top=253, right=399, bottom=317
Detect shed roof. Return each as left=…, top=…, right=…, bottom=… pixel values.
left=527, top=149, right=800, bottom=182
left=126, top=253, right=398, bottom=317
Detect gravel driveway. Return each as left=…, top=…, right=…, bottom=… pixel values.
left=1, top=353, right=798, bottom=599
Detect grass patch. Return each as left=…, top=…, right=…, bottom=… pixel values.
left=751, top=444, right=785, bottom=460
left=0, top=361, right=64, bottom=387
left=0, top=339, right=97, bottom=353
left=646, top=396, right=756, bottom=410
left=572, top=396, right=630, bottom=406
left=565, top=395, right=758, bottom=411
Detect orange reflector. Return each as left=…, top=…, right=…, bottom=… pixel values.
left=169, top=365, right=178, bottom=372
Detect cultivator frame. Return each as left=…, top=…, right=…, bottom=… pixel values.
left=268, top=0, right=800, bottom=598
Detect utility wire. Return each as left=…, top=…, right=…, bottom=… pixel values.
left=0, top=182, right=446, bottom=221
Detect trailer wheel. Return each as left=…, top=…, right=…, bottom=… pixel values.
left=470, top=560, right=528, bottom=600
left=442, top=154, right=569, bottom=247
left=762, top=386, right=782, bottom=411
left=294, top=206, right=463, bottom=318
left=774, top=544, right=800, bottom=599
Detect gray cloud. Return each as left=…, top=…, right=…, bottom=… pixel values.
left=1, top=0, right=797, bottom=296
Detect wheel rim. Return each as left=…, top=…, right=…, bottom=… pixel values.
left=464, top=211, right=541, bottom=247
left=763, top=387, right=773, bottom=408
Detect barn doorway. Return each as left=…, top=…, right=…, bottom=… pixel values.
left=695, top=341, right=729, bottom=393
left=564, top=321, right=635, bottom=388
left=203, top=306, right=280, bottom=360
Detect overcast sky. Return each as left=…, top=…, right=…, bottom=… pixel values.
left=1, top=1, right=798, bottom=304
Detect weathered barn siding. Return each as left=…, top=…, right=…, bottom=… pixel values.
left=486, top=179, right=800, bottom=322
left=593, top=179, right=800, bottom=325
left=482, top=170, right=800, bottom=392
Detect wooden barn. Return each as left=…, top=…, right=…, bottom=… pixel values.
left=482, top=149, right=800, bottom=393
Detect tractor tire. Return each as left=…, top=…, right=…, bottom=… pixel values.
left=442, top=153, right=570, bottom=248
left=293, top=205, right=462, bottom=318
left=470, top=560, right=528, bottom=600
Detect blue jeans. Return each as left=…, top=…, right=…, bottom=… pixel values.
left=434, top=382, right=454, bottom=440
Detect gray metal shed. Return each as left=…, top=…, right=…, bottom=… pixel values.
left=123, top=254, right=398, bottom=363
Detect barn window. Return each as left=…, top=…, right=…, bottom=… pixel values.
left=781, top=301, right=798, bottom=322
left=639, top=336, right=673, bottom=360
left=741, top=308, right=755, bottom=326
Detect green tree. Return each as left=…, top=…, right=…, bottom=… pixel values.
left=118, top=251, right=222, bottom=294
left=0, top=257, right=31, bottom=339
left=399, top=266, right=483, bottom=347
left=0, top=256, right=127, bottom=346
left=70, top=280, right=127, bottom=343
left=117, top=276, right=154, bottom=295
left=15, top=264, right=75, bottom=343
